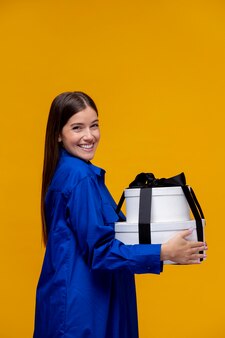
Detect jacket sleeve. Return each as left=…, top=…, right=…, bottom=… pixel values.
left=66, top=175, right=163, bottom=275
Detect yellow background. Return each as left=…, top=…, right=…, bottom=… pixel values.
left=0, top=0, right=224, bottom=337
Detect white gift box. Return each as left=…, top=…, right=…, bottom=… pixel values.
left=125, top=187, right=191, bottom=223
left=115, top=184, right=205, bottom=264
left=115, top=220, right=205, bottom=264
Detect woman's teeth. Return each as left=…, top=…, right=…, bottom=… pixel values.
left=79, top=144, right=93, bottom=149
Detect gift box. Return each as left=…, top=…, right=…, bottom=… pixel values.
left=125, top=186, right=190, bottom=223
left=115, top=220, right=206, bottom=264
left=115, top=172, right=206, bottom=264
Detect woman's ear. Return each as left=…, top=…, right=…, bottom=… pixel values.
left=58, top=134, right=62, bottom=142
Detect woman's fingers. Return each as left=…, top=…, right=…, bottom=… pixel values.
left=181, top=253, right=206, bottom=265
left=190, top=253, right=206, bottom=259
left=189, top=245, right=206, bottom=254
left=188, top=240, right=205, bottom=248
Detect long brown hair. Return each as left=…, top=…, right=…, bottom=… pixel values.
left=41, top=91, right=98, bottom=245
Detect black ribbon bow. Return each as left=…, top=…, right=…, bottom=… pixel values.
left=116, top=172, right=205, bottom=260
left=128, top=172, right=186, bottom=188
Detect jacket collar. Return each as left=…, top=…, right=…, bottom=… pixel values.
left=60, top=148, right=105, bottom=177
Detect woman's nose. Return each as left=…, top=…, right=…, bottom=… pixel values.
left=83, top=128, right=94, bottom=140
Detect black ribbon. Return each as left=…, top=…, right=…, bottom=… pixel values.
left=116, top=172, right=205, bottom=260
left=128, top=172, right=187, bottom=188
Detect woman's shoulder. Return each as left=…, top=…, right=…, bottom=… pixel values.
left=49, top=150, right=104, bottom=194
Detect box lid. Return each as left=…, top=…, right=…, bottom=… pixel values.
left=125, top=186, right=187, bottom=197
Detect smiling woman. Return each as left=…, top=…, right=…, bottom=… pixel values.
left=33, top=91, right=206, bottom=338
left=58, top=107, right=100, bottom=161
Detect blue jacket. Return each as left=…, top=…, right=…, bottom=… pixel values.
left=33, top=150, right=162, bottom=338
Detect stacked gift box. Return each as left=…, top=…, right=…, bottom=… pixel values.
left=115, top=173, right=206, bottom=264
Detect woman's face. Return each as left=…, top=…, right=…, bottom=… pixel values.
left=58, top=106, right=100, bottom=161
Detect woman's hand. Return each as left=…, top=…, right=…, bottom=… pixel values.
left=160, top=228, right=207, bottom=264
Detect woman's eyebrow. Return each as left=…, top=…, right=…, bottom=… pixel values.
left=70, top=122, right=84, bottom=126
left=70, top=119, right=99, bottom=127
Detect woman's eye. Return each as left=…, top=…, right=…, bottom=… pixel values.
left=72, top=126, right=82, bottom=132
left=91, top=123, right=99, bottom=129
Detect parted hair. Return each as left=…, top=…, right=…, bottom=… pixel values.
left=41, top=91, right=98, bottom=245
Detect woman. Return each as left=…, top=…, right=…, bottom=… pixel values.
left=33, top=91, right=206, bottom=338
